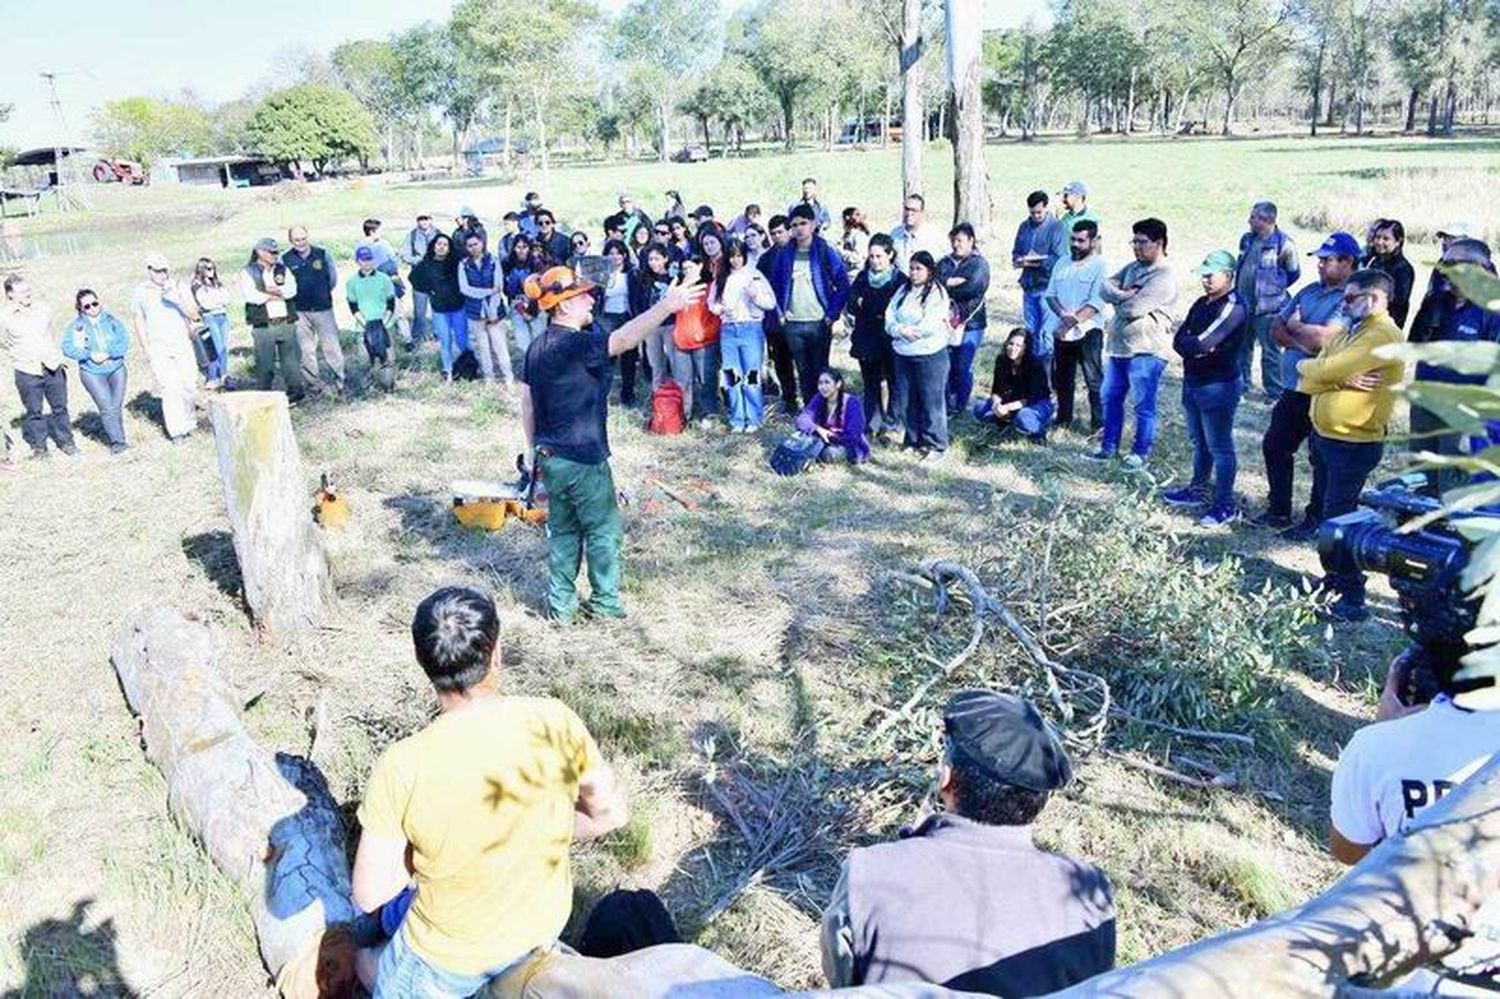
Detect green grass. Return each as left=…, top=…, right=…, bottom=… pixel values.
left=5, top=134, right=1487, bottom=994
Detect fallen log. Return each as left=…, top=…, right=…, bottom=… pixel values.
left=1047, top=752, right=1500, bottom=996
left=111, top=608, right=359, bottom=997
left=209, top=391, right=334, bottom=635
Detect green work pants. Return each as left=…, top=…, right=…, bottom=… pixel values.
left=539, top=453, right=624, bottom=621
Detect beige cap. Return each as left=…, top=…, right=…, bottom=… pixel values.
left=144, top=252, right=169, bottom=271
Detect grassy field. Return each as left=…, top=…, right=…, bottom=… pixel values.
left=3, top=134, right=1498, bottom=996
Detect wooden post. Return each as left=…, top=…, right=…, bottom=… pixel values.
left=209, top=392, right=333, bottom=634
left=111, top=609, right=360, bottom=998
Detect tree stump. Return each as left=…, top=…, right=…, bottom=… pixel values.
left=208, top=392, right=333, bottom=634
left=112, top=609, right=360, bottom=997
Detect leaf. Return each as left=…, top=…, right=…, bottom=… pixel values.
left=1444, top=263, right=1500, bottom=314
left=1377, top=340, right=1500, bottom=376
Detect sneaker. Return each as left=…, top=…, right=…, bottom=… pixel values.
left=1284, top=518, right=1320, bottom=543
left=1162, top=485, right=1210, bottom=508
left=1199, top=504, right=1239, bottom=527
left=29, top=447, right=48, bottom=460
left=1085, top=449, right=1116, bottom=462
left=1121, top=453, right=1146, bottom=471
left=1248, top=509, right=1293, bottom=530
left=109, top=442, right=129, bottom=454
left=698, top=417, right=717, bottom=430
left=59, top=442, right=80, bottom=456
left=920, top=448, right=948, bottom=466
left=1321, top=597, right=1371, bottom=623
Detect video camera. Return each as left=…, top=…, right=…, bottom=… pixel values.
left=1317, top=472, right=1490, bottom=704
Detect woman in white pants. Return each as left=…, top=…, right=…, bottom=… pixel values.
left=130, top=253, right=201, bottom=442
left=458, top=233, right=512, bottom=384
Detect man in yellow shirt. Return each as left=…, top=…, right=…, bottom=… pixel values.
left=353, top=587, right=629, bottom=997
left=1295, top=269, right=1406, bottom=622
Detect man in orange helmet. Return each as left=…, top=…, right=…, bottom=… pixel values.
left=519, top=261, right=704, bottom=622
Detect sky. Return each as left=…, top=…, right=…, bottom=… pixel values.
left=0, top=0, right=1050, bottom=151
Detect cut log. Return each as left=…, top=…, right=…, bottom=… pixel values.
left=1047, top=753, right=1500, bottom=996
left=112, top=608, right=360, bottom=997
left=208, top=392, right=333, bottom=634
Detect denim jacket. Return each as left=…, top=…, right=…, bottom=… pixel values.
left=61, top=311, right=130, bottom=377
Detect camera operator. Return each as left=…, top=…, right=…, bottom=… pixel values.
left=1330, top=646, right=1500, bottom=866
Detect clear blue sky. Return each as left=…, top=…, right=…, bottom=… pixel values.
left=0, top=0, right=1050, bottom=151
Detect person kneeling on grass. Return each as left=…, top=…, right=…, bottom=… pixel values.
left=348, top=247, right=399, bottom=391
left=1162, top=250, right=1250, bottom=527
left=972, top=327, right=1052, bottom=443
left=821, top=690, right=1115, bottom=993
left=795, top=367, right=870, bottom=464
left=353, top=586, right=629, bottom=998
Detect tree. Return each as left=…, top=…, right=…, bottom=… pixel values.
left=738, top=0, right=834, bottom=150
left=246, top=85, right=378, bottom=177
left=1390, top=0, right=1447, bottom=131
left=330, top=39, right=407, bottom=166
left=680, top=56, right=774, bottom=155
left=612, top=0, right=721, bottom=161
left=93, top=97, right=214, bottom=167
left=1189, top=0, right=1293, bottom=134
left=948, top=0, right=991, bottom=233
left=390, top=22, right=462, bottom=167
left=451, top=0, right=600, bottom=186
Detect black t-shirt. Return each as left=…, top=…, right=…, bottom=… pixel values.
left=522, top=323, right=614, bottom=464
left=990, top=352, right=1050, bottom=406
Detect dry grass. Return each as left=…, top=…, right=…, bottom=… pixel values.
left=1295, top=166, right=1500, bottom=247
left=3, top=134, right=1480, bottom=994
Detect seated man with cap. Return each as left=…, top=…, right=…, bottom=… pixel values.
left=821, top=690, right=1115, bottom=995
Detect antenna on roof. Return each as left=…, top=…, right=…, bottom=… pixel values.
left=39, top=70, right=90, bottom=211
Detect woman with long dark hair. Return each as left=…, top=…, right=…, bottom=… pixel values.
left=795, top=367, right=869, bottom=463
left=503, top=234, right=546, bottom=356
left=1363, top=218, right=1415, bottom=329
left=60, top=287, right=130, bottom=451
left=190, top=257, right=232, bottom=387
left=885, top=250, right=952, bottom=462
left=974, top=327, right=1053, bottom=443
left=627, top=223, right=654, bottom=266
left=669, top=224, right=726, bottom=426
left=839, top=206, right=871, bottom=274
left=711, top=236, right=777, bottom=431
left=409, top=233, right=467, bottom=380
left=597, top=238, right=641, bottom=405
left=843, top=233, right=907, bottom=439
left=630, top=244, right=679, bottom=400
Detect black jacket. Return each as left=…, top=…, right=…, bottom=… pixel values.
left=843, top=269, right=908, bottom=360
left=1364, top=251, right=1415, bottom=329
left=410, top=254, right=464, bottom=313
left=990, top=352, right=1051, bottom=406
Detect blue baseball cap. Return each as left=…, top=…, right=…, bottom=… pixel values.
left=354, top=246, right=375, bottom=262
left=1311, top=232, right=1361, bottom=258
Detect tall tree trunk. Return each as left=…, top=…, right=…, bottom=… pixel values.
left=208, top=393, right=332, bottom=635
left=1405, top=87, right=1419, bottom=132
left=781, top=96, right=795, bottom=151
left=899, top=0, right=925, bottom=198
left=949, top=0, right=991, bottom=236
left=1324, top=77, right=1338, bottom=126
left=658, top=101, right=670, bottom=163
left=1309, top=38, right=1325, bottom=136
left=532, top=84, right=550, bottom=194
left=1221, top=74, right=1237, bottom=135
left=1125, top=67, right=1137, bottom=134
left=882, top=85, right=894, bottom=148
left=502, top=100, right=513, bottom=171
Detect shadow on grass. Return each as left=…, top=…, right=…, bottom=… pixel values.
left=4, top=899, right=136, bottom=998
left=181, top=529, right=243, bottom=602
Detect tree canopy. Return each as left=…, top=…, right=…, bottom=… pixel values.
left=245, top=84, right=379, bottom=175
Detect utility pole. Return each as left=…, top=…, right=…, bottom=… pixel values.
left=40, top=70, right=89, bottom=211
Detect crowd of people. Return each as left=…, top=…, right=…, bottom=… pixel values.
left=4, top=171, right=1498, bottom=996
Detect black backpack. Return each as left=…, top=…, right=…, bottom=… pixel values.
left=452, top=349, right=481, bottom=381
left=576, top=888, right=682, bottom=958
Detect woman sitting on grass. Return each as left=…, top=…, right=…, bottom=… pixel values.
left=972, top=327, right=1053, bottom=443
left=796, top=368, right=870, bottom=464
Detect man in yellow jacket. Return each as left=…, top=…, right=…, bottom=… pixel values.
left=1294, top=269, right=1406, bottom=622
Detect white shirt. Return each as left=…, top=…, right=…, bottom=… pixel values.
left=1330, top=696, right=1500, bottom=846
left=131, top=282, right=194, bottom=352
left=602, top=270, right=630, bottom=315
left=889, top=221, right=947, bottom=272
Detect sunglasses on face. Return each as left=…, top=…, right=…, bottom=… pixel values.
left=81, top=301, right=100, bottom=310
left=1344, top=291, right=1376, bottom=305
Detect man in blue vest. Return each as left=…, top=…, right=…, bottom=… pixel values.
left=1234, top=201, right=1300, bottom=402
left=821, top=690, right=1115, bottom=993
left=283, top=225, right=345, bottom=395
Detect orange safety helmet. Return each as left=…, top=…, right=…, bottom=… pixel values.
left=523, top=265, right=596, bottom=312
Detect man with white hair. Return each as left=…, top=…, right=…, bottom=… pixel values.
left=282, top=226, right=345, bottom=394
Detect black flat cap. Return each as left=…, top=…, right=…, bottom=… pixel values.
left=943, top=690, right=1072, bottom=792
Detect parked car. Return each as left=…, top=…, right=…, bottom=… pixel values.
left=671, top=144, right=709, bottom=163
left=92, top=158, right=147, bottom=185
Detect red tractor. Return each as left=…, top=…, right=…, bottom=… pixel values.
left=92, top=158, right=147, bottom=185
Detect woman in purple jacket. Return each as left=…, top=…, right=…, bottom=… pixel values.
left=796, top=368, right=870, bottom=464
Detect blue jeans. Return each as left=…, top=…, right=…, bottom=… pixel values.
left=202, top=311, right=231, bottom=381
left=1182, top=378, right=1241, bottom=509
left=375, top=924, right=534, bottom=999
left=1236, top=313, right=1283, bottom=401
left=972, top=396, right=1053, bottom=438
left=946, top=338, right=980, bottom=415
left=1022, top=289, right=1049, bottom=353
left=719, top=321, right=766, bottom=429
left=892, top=350, right=950, bottom=451
left=431, top=310, right=468, bottom=375
left=79, top=366, right=128, bottom=447
left=1101, top=354, right=1167, bottom=457
left=1310, top=432, right=1384, bottom=604
left=411, top=289, right=431, bottom=341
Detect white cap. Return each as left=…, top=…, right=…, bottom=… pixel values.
left=144, top=251, right=169, bottom=271
left=1436, top=221, right=1478, bottom=240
